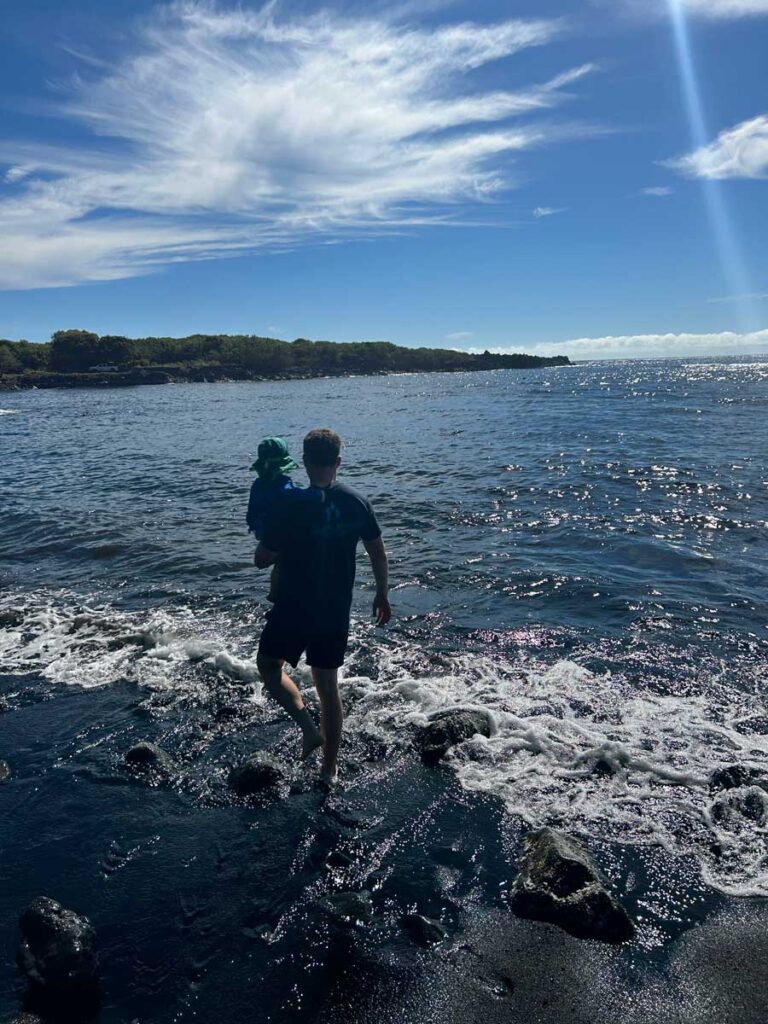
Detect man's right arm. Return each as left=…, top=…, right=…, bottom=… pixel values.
left=363, top=535, right=391, bottom=625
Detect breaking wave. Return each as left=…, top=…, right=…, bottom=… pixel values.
left=3, top=589, right=766, bottom=897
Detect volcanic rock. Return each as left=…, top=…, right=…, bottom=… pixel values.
left=17, top=897, right=99, bottom=1008
left=123, top=741, right=173, bottom=774
left=401, top=913, right=448, bottom=946
left=228, top=753, right=283, bottom=796
left=510, top=828, right=634, bottom=944
left=416, top=709, right=492, bottom=763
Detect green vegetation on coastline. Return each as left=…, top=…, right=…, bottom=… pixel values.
left=0, top=329, right=569, bottom=390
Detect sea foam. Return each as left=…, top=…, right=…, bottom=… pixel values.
left=2, top=590, right=766, bottom=896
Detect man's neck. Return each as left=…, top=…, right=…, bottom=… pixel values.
left=308, top=469, right=336, bottom=488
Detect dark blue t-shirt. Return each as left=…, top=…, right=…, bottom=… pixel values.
left=261, top=481, right=381, bottom=632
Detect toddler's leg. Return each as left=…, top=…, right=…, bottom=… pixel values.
left=267, top=561, right=280, bottom=603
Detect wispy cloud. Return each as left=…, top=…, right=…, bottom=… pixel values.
left=478, top=327, right=768, bottom=359
left=0, top=3, right=596, bottom=290
left=532, top=206, right=566, bottom=217
left=445, top=330, right=475, bottom=340
left=640, top=186, right=674, bottom=196
left=667, top=115, right=768, bottom=179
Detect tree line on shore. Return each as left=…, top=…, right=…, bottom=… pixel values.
left=0, top=329, right=568, bottom=378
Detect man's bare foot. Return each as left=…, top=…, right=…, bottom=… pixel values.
left=301, top=728, right=323, bottom=761
left=318, top=765, right=338, bottom=789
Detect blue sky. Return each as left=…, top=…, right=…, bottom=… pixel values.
left=1, top=0, right=767, bottom=359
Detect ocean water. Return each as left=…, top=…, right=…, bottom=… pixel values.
left=1, top=359, right=767, bottom=1021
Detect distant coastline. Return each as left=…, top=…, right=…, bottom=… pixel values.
left=0, top=330, right=569, bottom=391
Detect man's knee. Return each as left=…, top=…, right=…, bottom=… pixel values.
left=311, top=668, right=339, bottom=694
left=257, top=651, right=283, bottom=682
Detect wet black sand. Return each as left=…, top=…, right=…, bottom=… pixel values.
left=2, top=673, right=767, bottom=1024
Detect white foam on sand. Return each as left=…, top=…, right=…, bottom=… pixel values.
left=2, top=591, right=766, bottom=896
left=343, top=641, right=768, bottom=897
left=0, top=592, right=263, bottom=696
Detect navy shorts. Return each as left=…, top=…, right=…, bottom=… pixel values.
left=258, top=612, right=348, bottom=670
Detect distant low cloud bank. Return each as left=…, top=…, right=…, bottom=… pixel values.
left=477, top=327, right=768, bottom=360
left=0, top=3, right=595, bottom=290
left=614, top=0, right=768, bottom=19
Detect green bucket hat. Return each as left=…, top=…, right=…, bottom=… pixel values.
left=250, top=436, right=298, bottom=478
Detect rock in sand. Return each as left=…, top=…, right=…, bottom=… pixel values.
left=17, top=897, right=100, bottom=1008
left=123, top=741, right=173, bottom=774
left=401, top=913, right=448, bottom=946
left=710, top=764, right=768, bottom=793
left=510, top=827, right=634, bottom=944
left=416, top=709, right=492, bottom=763
left=228, top=753, right=284, bottom=796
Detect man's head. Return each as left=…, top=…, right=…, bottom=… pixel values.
left=303, top=428, right=341, bottom=484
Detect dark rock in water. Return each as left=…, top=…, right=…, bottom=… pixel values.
left=0, top=760, right=10, bottom=781
left=430, top=842, right=473, bottom=868
left=416, top=709, right=492, bottom=763
left=710, top=764, right=768, bottom=793
left=711, top=788, right=767, bottom=825
left=401, top=913, right=448, bottom=946
left=322, top=890, right=373, bottom=926
left=123, top=741, right=173, bottom=774
left=510, top=828, right=634, bottom=944
left=17, top=897, right=100, bottom=1008
left=228, top=753, right=283, bottom=796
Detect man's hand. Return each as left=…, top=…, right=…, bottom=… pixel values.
left=364, top=536, right=391, bottom=625
left=373, top=591, right=392, bottom=626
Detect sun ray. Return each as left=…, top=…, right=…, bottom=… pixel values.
left=666, top=0, right=756, bottom=330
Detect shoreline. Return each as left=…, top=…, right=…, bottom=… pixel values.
left=0, top=360, right=569, bottom=392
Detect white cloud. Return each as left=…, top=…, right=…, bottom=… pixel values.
left=641, top=186, right=674, bottom=196
left=478, top=327, right=768, bottom=360
left=667, top=115, right=768, bottom=180
left=0, top=3, right=596, bottom=290
left=532, top=206, right=566, bottom=217
left=445, top=330, right=475, bottom=340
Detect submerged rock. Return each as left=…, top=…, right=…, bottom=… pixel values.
left=510, top=828, right=634, bottom=944
left=123, top=741, right=173, bottom=774
left=401, top=913, right=448, bottom=946
left=0, top=759, right=10, bottom=781
left=322, top=890, right=373, bottom=926
left=17, top=897, right=100, bottom=1008
left=711, top=788, right=767, bottom=825
left=228, top=753, right=283, bottom=796
left=416, top=709, right=492, bottom=763
left=710, top=764, right=768, bottom=793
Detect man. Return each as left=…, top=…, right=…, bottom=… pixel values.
left=254, top=428, right=391, bottom=787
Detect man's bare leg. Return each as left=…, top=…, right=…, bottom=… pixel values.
left=311, top=667, right=342, bottom=786
left=257, top=653, right=322, bottom=758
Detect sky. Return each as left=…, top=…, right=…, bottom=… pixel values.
left=0, top=0, right=767, bottom=360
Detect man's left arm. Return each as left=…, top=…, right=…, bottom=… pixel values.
left=363, top=535, right=391, bottom=625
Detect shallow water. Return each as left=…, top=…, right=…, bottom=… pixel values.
left=1, top=360, right=767, bottom=1020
